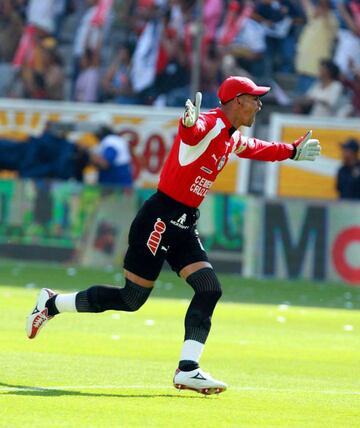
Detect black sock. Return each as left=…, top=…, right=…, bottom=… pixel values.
left=178, top=360, right=199, bottom=372
left=75, top=281, right=152, bottom=313
left=45, top=295, right=59, bottom=316
left=184, top=268, right=222, bottom=343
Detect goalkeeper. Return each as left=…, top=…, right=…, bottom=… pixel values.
left=26, top=76, right=321, bottom=395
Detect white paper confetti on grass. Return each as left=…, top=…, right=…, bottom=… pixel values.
left=145, top=320, right=155, bottom=326
left=111, top=314, right=120, bottom=320
left=111, top=335, right=120, bottom=340
left=277, top=316, right=286, bottom=323
left=278, top=304, right=289, bottom=311
left=164, top=283, right=173, bottom=290
left=343, top=325, right=354, bottom=332
left=66, top=267, right=77, bottom=276
left=25, top=283, right=36, bottom=289
left=113, top=273, right=123, bottom=282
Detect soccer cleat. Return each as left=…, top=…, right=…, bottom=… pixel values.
left=173, top=368, right=227, bottom=395
left=26, top=288, right=56, bottom=339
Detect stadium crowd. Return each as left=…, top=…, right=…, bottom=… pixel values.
left=0, top=0, right=360, bottom=117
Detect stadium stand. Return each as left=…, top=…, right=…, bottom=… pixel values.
left=1, top=0, right=359, bottom=119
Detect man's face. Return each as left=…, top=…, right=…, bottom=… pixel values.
left=236, top=94, right=262, bottom=127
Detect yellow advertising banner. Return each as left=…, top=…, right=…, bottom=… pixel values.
left=269, top=114, right=360, bottom=199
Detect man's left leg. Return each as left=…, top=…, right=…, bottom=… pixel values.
left=173, top=261, right=227, bottom=395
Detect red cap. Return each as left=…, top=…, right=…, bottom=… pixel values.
left=218, top=76, right=271, bottom=104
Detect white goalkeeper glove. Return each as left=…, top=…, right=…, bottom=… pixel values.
left=182, top=92, right=202, bottom=128
left=292, top=130, right=321, bottom=161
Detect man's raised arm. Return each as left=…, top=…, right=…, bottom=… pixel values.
left=178, top=92, right=215, bottom=146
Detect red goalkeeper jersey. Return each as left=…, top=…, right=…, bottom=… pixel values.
left=158, top=108, right=294, bottom=208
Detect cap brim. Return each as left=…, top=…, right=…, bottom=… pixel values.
left=250, top=86, right=271, bottom=96
left=219, top=85, right=271, bottom=104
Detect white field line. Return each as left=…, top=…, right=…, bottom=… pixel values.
left=0, top=385, right=359, bottom=396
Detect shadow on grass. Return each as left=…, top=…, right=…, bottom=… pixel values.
left=0, top=382, right=206, bottom=399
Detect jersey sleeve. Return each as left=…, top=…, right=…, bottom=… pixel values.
left=177, top=113, right=216, bottom=146
left=234, top=135, right=295, bottom=161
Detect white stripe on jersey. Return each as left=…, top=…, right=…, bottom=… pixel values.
left=178, top=118, right=226, bottom=166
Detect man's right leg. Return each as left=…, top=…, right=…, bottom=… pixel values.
left=26, top=271, right=154, bottom=339
left=49, top=271, right=153, bottom=314
left=26, top=193, right=168, bottom=339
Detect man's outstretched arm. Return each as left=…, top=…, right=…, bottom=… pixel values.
left=234, top=130, right=321, bottom=162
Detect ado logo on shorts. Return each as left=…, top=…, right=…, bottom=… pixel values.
left=147, top=218, right=166, bottom=255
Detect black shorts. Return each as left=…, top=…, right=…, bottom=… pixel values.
left=123, top=191, right=208, bottom=280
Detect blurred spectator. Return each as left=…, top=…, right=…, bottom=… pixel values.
left=41, top=39, right=65, bottom=100
left=227, top=14, right=267, bottom=78
left=293, top=59, right=343, bottom=116
left=18, top=37, right=65, bottom=100
left=23, top=71, right=48, bottom=99
left=340, top=61, right=360, bottom=116
left=167, top=0, right=186, bottom=37
left=203, top=0, right=223, bottom=41
left=0, top=122, right=89, bottom=181
left=0, top=0, right=23, bottom=62
left=26, top=0, right=58, bottom=35
left=218, top=1, right=255, bottom=78
left=91, top=125, right=133, bottom=188
left=130, top=4, right=163, bottom=103
left=53, top=0, right=69, bottom=37
left=112, top=0, right=135, bottom=41
left=253, top=0, right=303, bottom=75
left=72, top=0, right=113, bottom=94
left=334, top=0, right=360, bottom=77
left=336, top=138, right=360, bottom=199
left=153, top=9, right=190, bottom=105
left=0, top=0, right=23, bottom=97
left=217, top=0, right=253, bottom=47
left=295, top=0, right=338, bottom=93
left=101, top=44, right=138, bottom=104
left=13, top=0, right=28, bottom=19
left=12, top=27, right=52, bottom=98
left=74, top=48, right=101, bottom=102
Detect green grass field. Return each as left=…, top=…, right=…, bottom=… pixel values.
left=1, top=261, right=360, bottom=428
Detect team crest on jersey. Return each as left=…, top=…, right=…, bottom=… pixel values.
left=217, top=155, right=227, bottom=171
left=147, top=218, right=166, bottom=255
